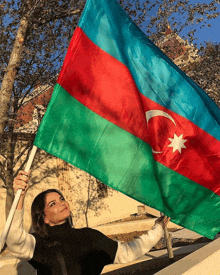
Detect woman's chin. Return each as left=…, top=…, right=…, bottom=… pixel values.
left=63, top=210, right=71, bottom=218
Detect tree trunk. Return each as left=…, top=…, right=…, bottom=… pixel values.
left=0, top=16, right=29, bottom=134
left=84, top=176, right=91, bottom=227
left=5, top=133, right=16, bottom=218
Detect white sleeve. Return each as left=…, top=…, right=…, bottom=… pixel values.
left=113, top=223, right=163, bottom=264
left=6, top=208, right=36, bottom=261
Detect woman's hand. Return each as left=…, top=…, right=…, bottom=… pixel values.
left=13, top=171, right=29, bottom=209
left=155, top=216, right=170, bottom=227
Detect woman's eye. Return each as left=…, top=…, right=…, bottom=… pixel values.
left=50, top=202, right=55, bottom=207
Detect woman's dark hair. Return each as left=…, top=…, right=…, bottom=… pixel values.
left=31, top=189, right=73, bottom=238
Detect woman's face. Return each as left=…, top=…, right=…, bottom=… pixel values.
left=44, top=192, right=70, bottom=226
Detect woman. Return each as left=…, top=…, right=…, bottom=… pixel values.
left=6, top=170, right=170, bottom=275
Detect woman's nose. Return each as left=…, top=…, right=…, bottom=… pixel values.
left=60, top=201, right=65, bottom=206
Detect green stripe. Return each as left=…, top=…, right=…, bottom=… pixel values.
left=35, top=84, right=220, bottom=239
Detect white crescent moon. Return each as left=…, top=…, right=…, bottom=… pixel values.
left=146, top=110, right=176, bottom=126
left=145, top=110, right=176, bottom=154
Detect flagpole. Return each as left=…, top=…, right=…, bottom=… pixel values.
left=0, top=145, right=38, bottom=253
left=160, top=212, right=174, bottom=260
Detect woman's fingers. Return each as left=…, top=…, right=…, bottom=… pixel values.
left=13, top=171, right=29, bottom=194
left=155, top=216, right=171, bottom=227
left=18, top=170, right=29, bottom=176
left=21, top=175, right=28, bottom=182
left=17, top=171, right=29, bottom=181
left=13, top=181, right=27, bottom=191
left=164, top=217, right=171, bottom=226
left=155, top=216, right=164, bottom=224
left=13, top=179, right=27, bottom=188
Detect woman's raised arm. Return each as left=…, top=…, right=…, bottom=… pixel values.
left=6, top=171, right=36, bottom=260
left=114, top=216, right=170, bottom=264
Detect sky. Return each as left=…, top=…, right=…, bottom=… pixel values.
left=194, top=16, right=220, bottom=45
left=184, top=0, right=220, bottom=45
left=178, top=5, right=220, bottom=46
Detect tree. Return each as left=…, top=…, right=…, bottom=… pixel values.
left=183, top=42, right=220, bottom=107
left=119, top=0, right=220, bottom=45
left=75, top=175, right=110, bottom=227
left=0, top=0, right=83, bottom=133
left=0, top=0, right=219, bottom=216
left=0, top=0, right=84, bottom=216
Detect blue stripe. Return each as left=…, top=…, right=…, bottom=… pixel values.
left=78, top=0, right=220, bottom=140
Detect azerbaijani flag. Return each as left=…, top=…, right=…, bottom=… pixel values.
left=34, top=0, right=220, bottom=239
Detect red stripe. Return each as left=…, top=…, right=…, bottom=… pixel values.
left=57, top=27, right=220, bottom=195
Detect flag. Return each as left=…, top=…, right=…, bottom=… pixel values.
left=34, top=0, right=220, bottom=239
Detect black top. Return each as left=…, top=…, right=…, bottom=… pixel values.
left=28, top=221, right=118, bottom=275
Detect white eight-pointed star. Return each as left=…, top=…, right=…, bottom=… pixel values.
left=167, top=134, right=187, bottom=153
